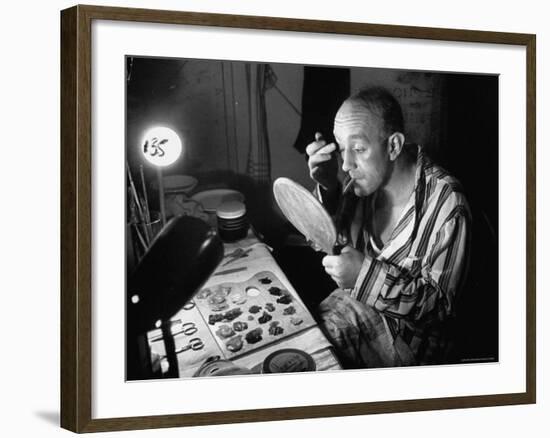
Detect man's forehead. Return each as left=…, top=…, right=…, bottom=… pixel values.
left=334, top=101, right=383, bottom=134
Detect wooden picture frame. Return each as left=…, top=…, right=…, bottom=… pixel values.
left=60, top=4, right=536, bottom=432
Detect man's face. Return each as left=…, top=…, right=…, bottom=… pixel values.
left=333, top=100, right=390, bottom=197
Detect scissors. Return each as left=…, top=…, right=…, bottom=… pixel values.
left=149, top=321, right=198, bottom=342
left=222, top=247, right=253, bottom=266
left=182, top=300, right=196, bottom=310
left=175, top=337, right=204, bottom=354
left=172, top=321, right=198, bottom=337
left=160, top=338, right=204, bottom=359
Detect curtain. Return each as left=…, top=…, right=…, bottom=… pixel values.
left=245, top=63, right=277, bottom=184
left=293, top=66, right=350, bottom=153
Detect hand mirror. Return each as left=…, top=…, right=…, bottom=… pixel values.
left=273, top=177, right=339, bottom=255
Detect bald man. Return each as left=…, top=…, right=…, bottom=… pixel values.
left=306, top=86, right=471, bottom=367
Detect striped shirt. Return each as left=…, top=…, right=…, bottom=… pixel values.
left=320, top=145, right=471, bottom=365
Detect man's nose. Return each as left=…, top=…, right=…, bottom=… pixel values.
left=341, top=148, right=355, bottom=173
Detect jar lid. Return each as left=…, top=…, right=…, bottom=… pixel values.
left=262, top=348, right=316, bottom=373
left=216, top=201, right=246, bottom=219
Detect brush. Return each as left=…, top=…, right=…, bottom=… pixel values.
left=333, top=175, right=356, bottom=254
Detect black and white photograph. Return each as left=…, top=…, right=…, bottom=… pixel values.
left=125, top=56, right=499, bottom=380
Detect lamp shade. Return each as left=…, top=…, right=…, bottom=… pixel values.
left=127, top=216, right=223, bottom=335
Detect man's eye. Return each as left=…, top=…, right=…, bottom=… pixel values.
left=353, top=146, right=366, bottom=153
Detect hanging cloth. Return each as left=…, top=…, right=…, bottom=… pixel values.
left=245, top=63, right=276, bottom=184
left=293, top=66, right=350, bottom=153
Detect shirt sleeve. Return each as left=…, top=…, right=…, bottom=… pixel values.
left=352, top=211, right=470, bottom=322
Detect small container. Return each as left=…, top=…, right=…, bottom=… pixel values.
left=262, top=348, right=316, bottom=374
left=216, top=201, right=249, bottom=242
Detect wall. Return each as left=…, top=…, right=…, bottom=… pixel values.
left=127, top=58, right=308, bottom=186
left=351, top=68, right=443, bottom=151
left=1, top=1, right=546, bottom=438
left=128, top=60, right=443, bottom=194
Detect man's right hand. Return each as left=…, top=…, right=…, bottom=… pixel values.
left=306, top=132, right=339, bottom=193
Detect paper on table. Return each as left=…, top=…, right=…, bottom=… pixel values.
left=147, top=241, right=340, bottom=378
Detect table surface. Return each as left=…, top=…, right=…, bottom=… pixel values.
left=147, top=232, right=342, bottom=378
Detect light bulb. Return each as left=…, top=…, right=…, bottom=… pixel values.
left=141, top=126, right=183, bottom=167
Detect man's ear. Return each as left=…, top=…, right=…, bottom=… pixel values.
left=387, top=132, right=405, bottom=161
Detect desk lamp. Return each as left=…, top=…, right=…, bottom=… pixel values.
left=130, top=127, right=220, bottom=379
left=127, top=215, right=223, bottom=380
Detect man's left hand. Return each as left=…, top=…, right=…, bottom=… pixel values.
left=322, top=246, right=364, bottom=289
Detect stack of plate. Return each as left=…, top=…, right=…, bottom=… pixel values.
left=191, top=189, right=245, bottom=213
left=215, top=200, right=248, bottom=242
left=162, top=175, right=197, bottom=194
